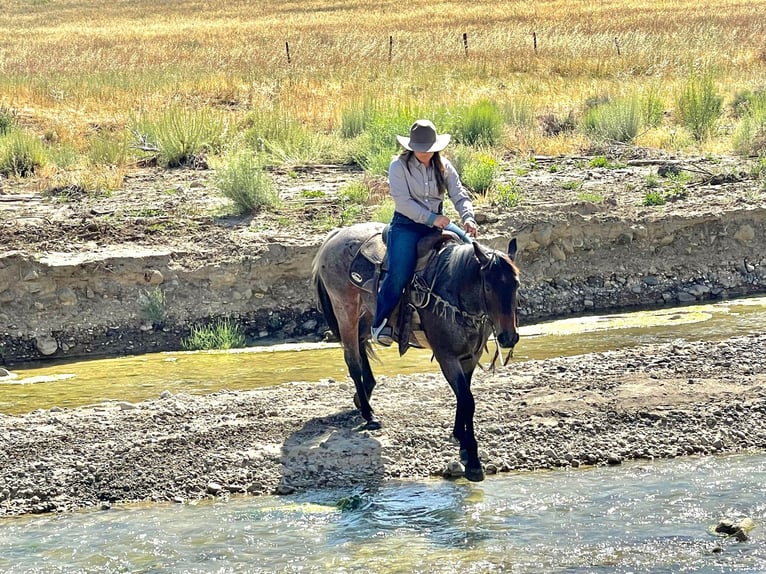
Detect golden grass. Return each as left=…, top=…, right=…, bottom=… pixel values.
left=2, top=0, right=766, bottom=153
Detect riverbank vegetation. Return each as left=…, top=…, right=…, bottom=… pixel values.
left=1, top=0, right=766, bottom=213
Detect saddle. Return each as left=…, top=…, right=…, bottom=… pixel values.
left=349, top=226, right=460, bottom=354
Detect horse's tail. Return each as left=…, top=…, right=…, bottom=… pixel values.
left=311, top=228, right=343, bottom=340
left=314, top=272, right=341, bottom=340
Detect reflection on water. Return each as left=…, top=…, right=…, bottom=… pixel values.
left=2, top=296, right=766, bottom=415
left=1, top=454, right=763, bottom=573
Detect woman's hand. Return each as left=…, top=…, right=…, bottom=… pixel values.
left=464, top=220, right=478, bottom=237
left=433, top=215, right=450, bottom=230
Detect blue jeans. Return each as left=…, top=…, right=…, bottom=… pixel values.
left=372, top=212, right=470, bottom=327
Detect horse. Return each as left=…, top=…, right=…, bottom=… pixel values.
left=311, top=221, right=520, bottom=482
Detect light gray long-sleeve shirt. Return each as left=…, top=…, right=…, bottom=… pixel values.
left=388, top=153, right=475, bottom=227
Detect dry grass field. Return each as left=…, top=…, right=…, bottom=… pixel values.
left=1, top=0, right=766, bottom=180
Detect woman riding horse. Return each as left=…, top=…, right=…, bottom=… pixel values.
left=371, top=119, right=479, bottom=346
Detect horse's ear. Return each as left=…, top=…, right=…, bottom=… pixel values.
left=472, top=241, right=491, bottom=267
left=508, top=238, right=518, bottom=261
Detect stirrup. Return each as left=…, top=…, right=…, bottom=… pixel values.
left=371, top=320, right=393, bottom=346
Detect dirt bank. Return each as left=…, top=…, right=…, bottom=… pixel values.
left=1, top=333, right=765, bottom=516
left=1, top=152, right=765, bottom=364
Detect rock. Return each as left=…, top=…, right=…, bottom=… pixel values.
left=607, top=454, right=622, bottom=465
left=444, top=461, right=465, bottom=478
left=206, top=482, right=224, bottom=495
left=35, top=334, right=58, bottom=355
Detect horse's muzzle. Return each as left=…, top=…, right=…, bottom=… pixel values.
left=497, top=330, right=519, bottom=349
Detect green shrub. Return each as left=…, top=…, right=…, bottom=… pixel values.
left=338, top=180, right=370, bottom=204
left=88, top=131, right=129, bottom=167
left=460, top=152, right=497, bottom=195
left=0, top=131, right=47, bottom=176
left=577, top=191, right=604, bottom=203
left=562, top=180, right=582, bottom=191
left=352, top=108, right=415, bottom=176
left=182, top=318, right=246, bottom=351
left=581, top=96, right=641, bottom=143
left=732, top=92, right=766, bottom=157
left=675, top=73, right=723, bottom=141
left=640, top=84, right=665, bottom=128
left=493, top=179, right=522, bottom=209
left=340, top=97, right=379, bottom=138
left=454, top=99, right=505, bottom=146
left=371, top=199, right=395, bottom=223
left=0, top=106, right=16, bottom=136
left=133, top=106, right=226, bottom=167
left=643, top=191, right=666, bottom=206
left=644, top=174, right=661, bottom=188
left=216, top=149, right=279, bottom=214
left=140, top=287, right=166, bottom=325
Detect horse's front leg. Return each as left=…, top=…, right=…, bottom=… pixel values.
left=438, top=356, right=484, bottom=482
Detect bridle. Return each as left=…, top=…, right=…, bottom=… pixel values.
left=410, top=247, right=518, bottom=368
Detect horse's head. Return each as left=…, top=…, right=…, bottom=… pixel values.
left=474, top=239, right=520, bottom=352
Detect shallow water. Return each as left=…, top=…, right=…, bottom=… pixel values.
left=2, top=296, right=766, bottom=415
left=1, top=454, right=763, bottom=573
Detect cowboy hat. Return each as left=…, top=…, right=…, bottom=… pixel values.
left=396, top=119, right=451, bottom=152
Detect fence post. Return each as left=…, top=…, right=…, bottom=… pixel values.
left=285, top=41, right=291, bottom=64
left=533, top=31, right=537, bottom=54
left=389, top=35, right=393, bottom=64
left=614, top=36, right=621, bottom=56
left=463, top=32, right=468, bottom=57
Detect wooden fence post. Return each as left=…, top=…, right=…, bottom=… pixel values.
left=533, top=31, right=537, bottom=54
left=389, top=35, right=393, bottom=64
left=285, top=41, right=291, bottom=64
left=614, top=36, right=621, bottom=56
left=463, top=32, right=468, bottom=57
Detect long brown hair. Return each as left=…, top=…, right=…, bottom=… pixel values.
left=401, top=150, right=448, bottom=195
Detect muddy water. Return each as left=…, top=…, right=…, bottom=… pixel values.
left=2, top=296, right=766, bottom=415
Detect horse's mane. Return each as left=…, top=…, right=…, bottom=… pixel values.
left=431, top=241, right=519, bottom=283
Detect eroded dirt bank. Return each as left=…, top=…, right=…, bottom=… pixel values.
left=1, top=153, right=765, bottom=364
left=2, top=333, right=765, bottom=517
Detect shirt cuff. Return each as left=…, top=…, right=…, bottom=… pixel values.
left=426, top=213, right=438, bottom=226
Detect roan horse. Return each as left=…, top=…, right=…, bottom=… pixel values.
left=311, top=221, right=520, bottom=481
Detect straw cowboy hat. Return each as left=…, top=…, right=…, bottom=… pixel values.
left=396, top=119, right=451, bottom=152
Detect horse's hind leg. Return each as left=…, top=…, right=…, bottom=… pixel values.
left=334, top=299, right=381, bottom=430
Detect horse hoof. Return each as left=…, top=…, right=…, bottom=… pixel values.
left=465, top=467, right=485, bottom=482
left=363, top=417, right=382, bottom=431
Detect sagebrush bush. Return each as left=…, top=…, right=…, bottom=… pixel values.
left=133, top=106, right=226, bottom=167
left=0, top=131, right=47, bottom=176
left=732, top=92, right=766, bottom=157
left=675, top=73, right=723, bottom=141
left=454, top=99, right=505, bottom=146
left=581, top=96, right=641, bottom=143
left=0, top=106, right=15, bottom=136
left=459, top=152, right=497, bottom=195
left=88, top=131, right=130, bottom=167
left=216, top=149, right=279, bottom=214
